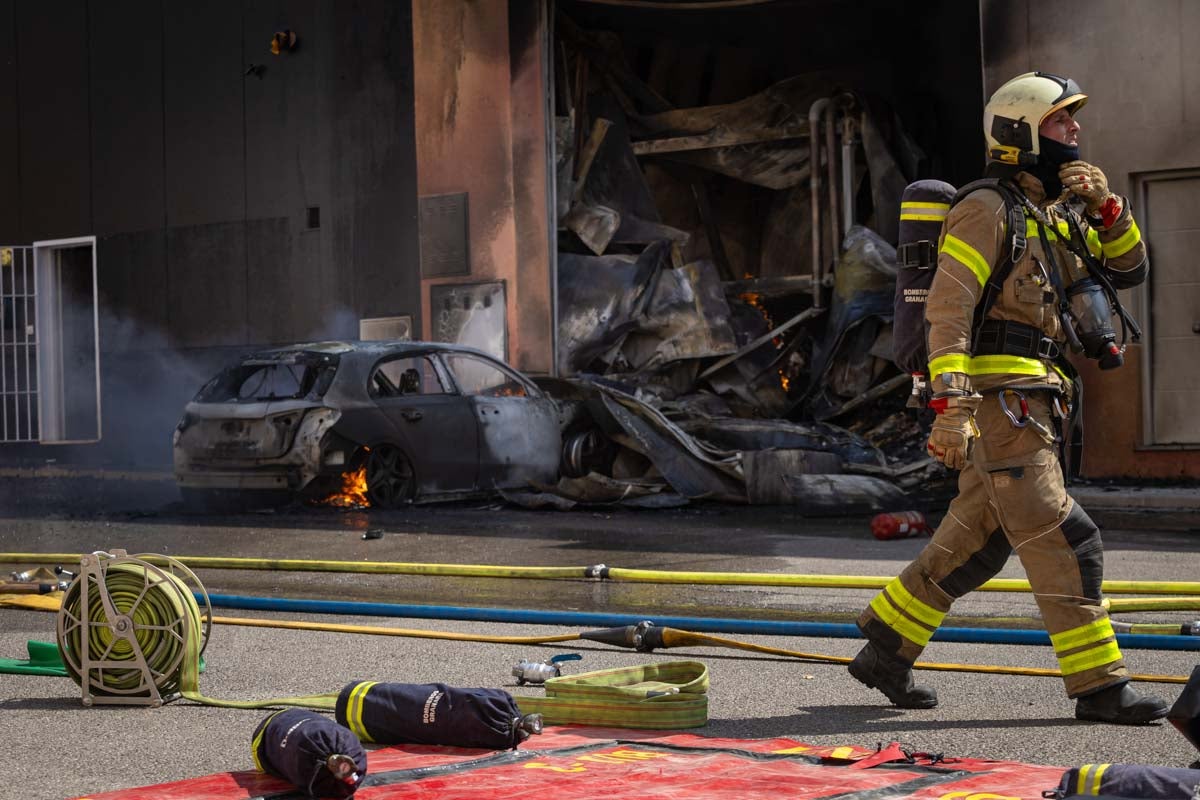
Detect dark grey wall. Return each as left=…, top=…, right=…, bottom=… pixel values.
left=0, top=0, right=419, bottom=467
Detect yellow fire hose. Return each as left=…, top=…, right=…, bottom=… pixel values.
left=1106, top=596, right=1200, bottom=613
left=5, top=552, right=1200, bottom=596
left=9, top=588, right=1188, bottom=686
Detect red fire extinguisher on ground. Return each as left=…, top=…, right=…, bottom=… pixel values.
left=871, top=511, right=930, bottom=541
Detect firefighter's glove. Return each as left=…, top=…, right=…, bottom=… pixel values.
left=1058, top=160, right=1114, bottom=214
left=926, top=393, right=981, bottom=471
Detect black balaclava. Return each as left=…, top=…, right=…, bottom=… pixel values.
left=1029, top=134, right=1080, bottom=202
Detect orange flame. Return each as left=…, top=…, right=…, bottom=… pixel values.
left=739, top=292, right=782, bottom=348
left=317, top=463, right=370, bottom=509
left=779, top=370, right=791, bottom=392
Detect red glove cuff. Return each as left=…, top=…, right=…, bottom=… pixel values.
left=928, top=397, right=948, bottom=415
left=1099, top=195, right=1122, bottom=228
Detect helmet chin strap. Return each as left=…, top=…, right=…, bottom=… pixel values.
left=1029, top=136, right=1080, bottom=201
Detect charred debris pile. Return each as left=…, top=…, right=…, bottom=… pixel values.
left=511, top=14, right=945, bottom=513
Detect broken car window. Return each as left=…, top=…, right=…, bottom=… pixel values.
left=194, top=356, right=338, bottom=403
left=443, top=354, right=530, bottom=398
left=369, top=355, right=446, bottom=399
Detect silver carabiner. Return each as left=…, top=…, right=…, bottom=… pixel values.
left=1051, top=394, right=1070, bottom=420
left=998, top=390, right=1028, bottom=428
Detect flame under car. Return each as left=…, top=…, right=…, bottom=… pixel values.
left=172, top=341, right=562, bottom=510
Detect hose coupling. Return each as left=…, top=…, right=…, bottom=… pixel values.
left=512, top=653, right=583, bottom=685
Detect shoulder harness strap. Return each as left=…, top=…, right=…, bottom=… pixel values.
left=951, top=179, right=1027, bottom=349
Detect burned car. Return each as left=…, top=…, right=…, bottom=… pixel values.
left=173, top=341, right=561, bottom=509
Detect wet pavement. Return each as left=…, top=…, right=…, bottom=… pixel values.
left=1, top=474, right=1199, bottom=799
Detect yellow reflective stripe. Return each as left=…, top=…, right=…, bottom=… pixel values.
left=1076, top=764, right=1093, bottom=795
left=1025, top=218, right=1055, bottom=240
left=1091, top=763, right=1110, bottom=795
left=1050, top=618, right=1115, bottom=653
left=969, top=355, right=1047, bottom=376
left=1053, top=364, right=1071, bottom=383
left=1024, top=219, right=1101, bottom=256
left=346, top=680, right=379, bottom=743
left=1102, top=220, right=1141, bottom=258
left=929, top=354, right=1047, bottom=379
left=829, top=746, right=856, bottom=759
left=928, top=354, right=970, bottom=379
left=884, top=578, right=946, bottom=629
left=901, top=202, right=949, bottom=222
left=869, top=592, right=934, bottom=647
left=251, top=709, right=287, bottom=772
left=940, top=234, right=991, bottom=286
left=1058, top=642, right=1123, bottom=676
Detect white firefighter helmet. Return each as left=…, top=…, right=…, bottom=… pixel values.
left=984, top=71, right=1087, bottom=165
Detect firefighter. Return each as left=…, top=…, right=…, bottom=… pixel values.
left=848, top=72, right=1168, bottom=724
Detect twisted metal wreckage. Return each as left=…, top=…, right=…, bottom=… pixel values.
left=504, top=19, right=939, bottom=513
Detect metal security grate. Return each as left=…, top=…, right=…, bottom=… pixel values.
left=1, top=246, right=37, bottom=442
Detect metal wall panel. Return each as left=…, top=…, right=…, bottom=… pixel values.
left=0, top=1, right=20, bottom=243
left=17, top=0, right=90, bottom=241
left=163, top=1, right=245, bottom=227
left=243, top=0, right=320, bottom=220
left=1146, top=176, right=1200, bottom=444
left=244, top=216, right=305, bottom=343
left=167, top=223, right=247, bottom=347
left=90, top=0, right=165, bottom=236
left=331, top=1, right=421, bottom=329
left=96, top=231, right=168, bottom=351
left=242, top=0, right=326, bottom=344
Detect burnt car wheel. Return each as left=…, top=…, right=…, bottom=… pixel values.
left=366, top=445, right=415, bottom=508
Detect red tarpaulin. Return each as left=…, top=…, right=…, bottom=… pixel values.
left=78, top=727, right=1068, bottom=800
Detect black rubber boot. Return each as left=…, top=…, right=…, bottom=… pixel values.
left=848, top=641, right=938, bottom=709
left=1075, top=682, right=1169, bottom=725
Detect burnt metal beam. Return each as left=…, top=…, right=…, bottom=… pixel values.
left=630, top=125, right=809, bottom=157
left=699, top=307, right=823, bottom=380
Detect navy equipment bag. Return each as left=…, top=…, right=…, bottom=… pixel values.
left=1052, top=763, right=1200, bottom=799
left=1168, top=665, right=1200, bottom=756
left=252, top=708, right=367, bottom=799
left=336, top=681, right=540, bottom=749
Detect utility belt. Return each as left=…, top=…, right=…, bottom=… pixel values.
left=972, top=319, right=1061, bottom=361
left=968, top=318, right=1083, bottom=481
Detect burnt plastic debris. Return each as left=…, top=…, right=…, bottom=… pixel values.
left=252, top=709, right=366, bottom=799
left=335, top=681, right=541, bottom=749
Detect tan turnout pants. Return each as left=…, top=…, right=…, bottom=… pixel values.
left=858, top=390, right=1127, bottom=698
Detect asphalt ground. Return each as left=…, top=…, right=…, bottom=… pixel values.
left=1, top=476, right=1199, bottom=800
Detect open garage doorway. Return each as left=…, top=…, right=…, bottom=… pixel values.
left=33, top=236, right=100, bottom=444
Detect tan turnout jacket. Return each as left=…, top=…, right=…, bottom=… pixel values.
left=926, top=172, right=1147, bottom=392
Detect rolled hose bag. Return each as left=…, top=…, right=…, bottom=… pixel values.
left=252, top=709, right=367, bottom=799
left=336, top=681, right=534, bottom=749
left=1054, top=764, right=1200, bottom=799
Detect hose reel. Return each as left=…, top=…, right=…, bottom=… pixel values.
left=55, top=550, right=212, bottom=707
